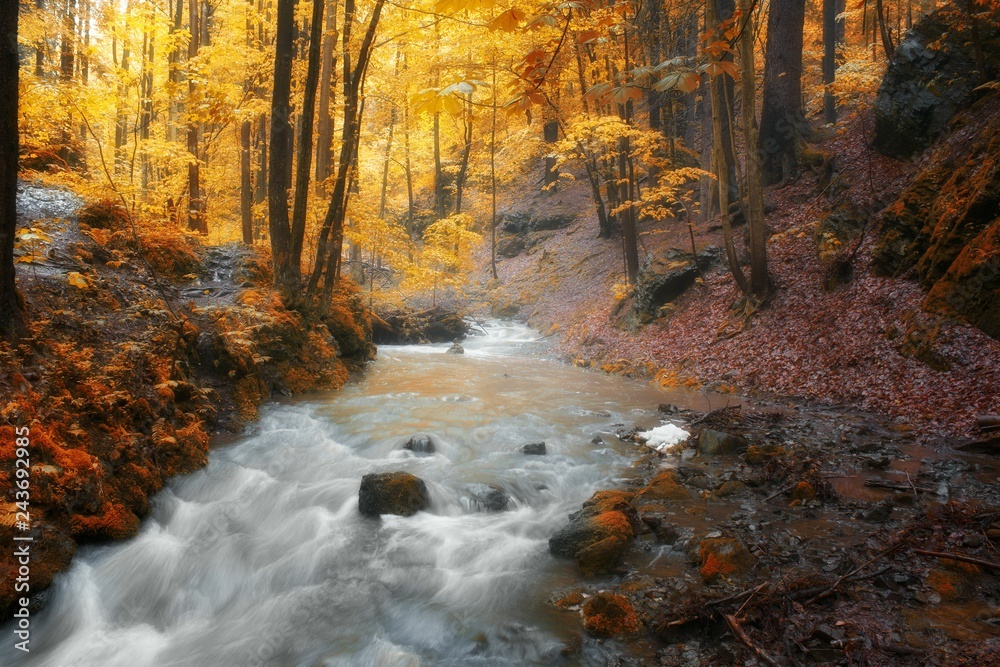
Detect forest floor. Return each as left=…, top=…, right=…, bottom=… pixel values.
left=0, top=181, right=373, bottom=618
left=474, top=109, right=1000, bottom=442
left=469, top=109, right=1000, bottom=664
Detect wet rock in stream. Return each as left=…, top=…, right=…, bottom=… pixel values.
left=357, top=472, right=431, bottom=517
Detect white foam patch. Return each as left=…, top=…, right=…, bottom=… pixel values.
left=638, top=423, right=690, bottom=451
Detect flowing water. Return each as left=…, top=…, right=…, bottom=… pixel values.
left=3, top=322, right=715, bottom=667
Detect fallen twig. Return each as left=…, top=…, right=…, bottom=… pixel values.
left=690, top=403, right=742, bottom=426
left=724, top=614, right=780, bottom=667
left=765, top=483, right=798, bottom=502
left=913, top=548, right=1000, bottom=571
left=864, top=479, right=935, bottom=494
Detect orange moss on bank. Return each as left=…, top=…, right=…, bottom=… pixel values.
left=0, top=230, right=373, bottom=620
left=581, top=592, right=641, bottom=638
left=698, top=537, right=756, bottom=583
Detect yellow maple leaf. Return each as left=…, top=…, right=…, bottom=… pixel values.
left=67, top=272, right=90, bottom=289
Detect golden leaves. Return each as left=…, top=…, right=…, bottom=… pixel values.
left=489, top=8, right=525, bottom=32
left=67, top=272, right=90, bottom=290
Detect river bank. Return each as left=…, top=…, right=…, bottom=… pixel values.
left=0, top=183, right=374, bottom=619
left=545, top=398, right=1000, bottom=665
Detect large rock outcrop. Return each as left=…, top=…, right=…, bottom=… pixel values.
left=633, top=246, right=721, bottom=320
left=873, top=90, right=1000, bottom=339
left=873, top=7, right=1000, bottom=159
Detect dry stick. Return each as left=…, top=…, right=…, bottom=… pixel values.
left=913, top=548, right=1000, bottom=571
left=802, top=545, right=900, bottom=606
left=724, top=614, right=780, bottom=667
left=765, top=483, right=798, bottom=502
left=864, top=479, right=935, bottom=494
left=689, top=403, right=742, bottom=426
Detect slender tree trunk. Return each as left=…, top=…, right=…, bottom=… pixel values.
left=168, top=0, right=182, bottom=143
left=80, top=0, right=89, bottom=83
left=115, top=4, right=132, bottom=173
left=618, top=26, right=639, bottom=285
left=140, top=8, right=154, bottom=192
left=739, top=0, right=769, bottom=300
left=823, top=0, right=837, bottom=123
left=759, top=0, right=806, bottom=185
left=573, top=41, right=611, bottom=237
left=715, top=0, right=738, bottom=206
left=315, top=0, right=338, bottom=196
left=378, top=107, right=396, bottom=219
left=490, top=52, right=498, bottom=280
left=542, top=119, right=559, bottom=188
left=433, top=111, right=445, bottom=218
left=1, top=0, right=24, bottom=339
left=241, top=120, right=253, bottom=244
left=403, top=90, right=415, bottom=234
left=709, top=0, right=751, bottom=295
left=268, top=0, right=296, bottom=286
left=34, top=0, right=45, bottom=77
left=289, top=0, right=326, bottom=278
left=309, top=0, right=386, bottom=298
left=875, top=0, right=895, bottom=60
left=455, top=96, right=473, bottom=212
left=187, top=0, right=206, bottom=233
left=61, top=0, right=75, bottom=80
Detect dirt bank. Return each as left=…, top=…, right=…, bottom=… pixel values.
left=0, top=183, right=374, bottom=618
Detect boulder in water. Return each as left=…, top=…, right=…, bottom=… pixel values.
left=548, top=490, right=639, bottom=575
left=447, top=342, right=464, bottom=354
left=358, top=472, right=431, bottom=517
left=403, top=434, right=435, bottom=454
left=519, top=442, right=546, bottom=455
left=581, top=592, right=640, bottom=638
left=463, top=483, right=511, bottom=512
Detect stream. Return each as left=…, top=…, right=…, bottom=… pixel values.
left=2, top=322, right=717, bottom=666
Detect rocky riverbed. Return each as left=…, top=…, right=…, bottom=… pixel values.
left=545, top=401, right=1000, bottom=665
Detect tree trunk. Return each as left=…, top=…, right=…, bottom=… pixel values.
left=308, top=0, right=386, bottom=298
left=490, top=53, right=498, bottom=280
left=739, top=0, right=770, bottom=300
left=543, top=119, right=559, bottom=187
left=0, top=0, right=24, bottom=339
left=240, top=120, right=253, bottom=244
left=168, top=0, right=182, bottom=143
left=759, top=0, right=806, bottom=185
left=433, top=111, right=445, bottom=218
left=315, top=0, right=338, bottom=196
left=455, top=96, right=473, bottom=212
left=268, top=0, right=296, bottom=286
left=403, top=90, right=415, bottom=235
left=289, top=0, right=326, bottom=278
left=709, top=0, right=751, bottom=295
left=823, top=0, right=837, bottom=123
left=378, top=106, right=396, bottom=219
left=875, top=0, right=895, bottom=60
left=61, top=0, right=75, bottom=81
left=34, top=0, right=45, bottom=77
left=187, top=0, right=206, bottom=233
